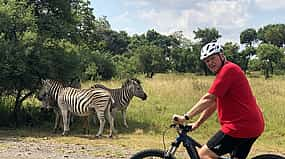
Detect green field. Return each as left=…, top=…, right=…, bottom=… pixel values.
left=1, top=73, right=285, bottom=158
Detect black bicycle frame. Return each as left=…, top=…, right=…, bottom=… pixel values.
left=165, top=124, right=203, bottom=159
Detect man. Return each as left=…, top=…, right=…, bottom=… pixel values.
left=173, top=42, right=264, bottom=159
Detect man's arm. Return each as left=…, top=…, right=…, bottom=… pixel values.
left=192, top=103, right=216, bottom=129
left=172, top=93, right=216, bottom=124
left=185, top=93, right=216, bottom=118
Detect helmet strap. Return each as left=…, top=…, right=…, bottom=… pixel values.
left=216, top=54, right=226, bottom=73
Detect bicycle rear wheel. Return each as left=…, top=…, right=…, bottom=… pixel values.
left=252, top=154, right=285, bottom=159
left=130, top=149, right=175, bottom=159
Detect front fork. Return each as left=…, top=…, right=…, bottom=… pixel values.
left=165, top=141, right=179, bottom=157
left=165, top=134, right=200, bottom=159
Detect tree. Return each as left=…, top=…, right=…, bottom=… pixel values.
left=0, top=0, right=40, bottom=126
left=240, top=28, right=257, bottom=47
left=80, top=50, right=116, bottom=80
left=193, top=27, right=221, bottom=46
left=100, top=30, right=130, bottom=55
left=0, top=0, right=86, bottom=126
left=257, top=24, right=285, bottom=47
left=223, top=42, right=240, bottom=65
left=240, top=46, right=256, bottom=73
left=256, top=43, right=283, bottom=79
left=134, top=44, right=166, bottom=78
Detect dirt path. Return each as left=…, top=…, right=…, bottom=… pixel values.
left=1, top=130, right=284, bottom=159
left=0, top=136, right=134, bottom=159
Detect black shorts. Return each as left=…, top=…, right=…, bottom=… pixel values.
left=206, top=130, right=258, bottom=159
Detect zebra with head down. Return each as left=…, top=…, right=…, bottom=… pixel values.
left=39, top=79, right=81, bottom=133
left=38, top=79, right=115, bottom=137
left=92, top=78, right=147, bottom=128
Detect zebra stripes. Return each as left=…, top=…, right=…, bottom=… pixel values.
left=39, top=79, right=81, bottom=133
left=39, top=79, right=115, bottom=137
left=92, top=78, right=147, bottom=128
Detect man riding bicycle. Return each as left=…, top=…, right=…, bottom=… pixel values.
left=173, top=42, right=265, bottom=159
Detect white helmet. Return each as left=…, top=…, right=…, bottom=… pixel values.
left=200, top=42, right=223, bottom=60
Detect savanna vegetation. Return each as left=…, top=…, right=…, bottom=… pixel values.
left=0, top=0, right=285, bottom=157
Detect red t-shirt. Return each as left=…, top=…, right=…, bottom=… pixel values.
left=208, top=61, right=264, bottom=138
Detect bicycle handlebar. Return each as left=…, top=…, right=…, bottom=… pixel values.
left=170, top=123, right=193, bottom=133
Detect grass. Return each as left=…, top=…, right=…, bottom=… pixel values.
left=1, top=73, right=285, bottom=158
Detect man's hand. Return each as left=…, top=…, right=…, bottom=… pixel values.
left=189, top=122, right=200, bottom=131
left=172, top=114, right=186, bottom=124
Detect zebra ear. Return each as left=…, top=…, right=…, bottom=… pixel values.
left=41, top=79, right=46, bottom=85
left=41, top=79, right=50, bottom=87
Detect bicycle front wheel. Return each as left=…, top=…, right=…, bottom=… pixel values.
left=252, top=154, right=285, bottom=159
left=130, top=149, right=175, bottom=159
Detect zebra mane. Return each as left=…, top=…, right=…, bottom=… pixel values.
left=42, top=79, right=80, bottom=88
left=130, top=78, right=141, bottom=85
left=122, top=78, right=141, bottom=87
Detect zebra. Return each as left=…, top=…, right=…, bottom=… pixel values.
left=38, top=79, right=115, bottom=137
left=39, top=79, right=81, bottom=133
left=91, top=78, right=147, bottom=128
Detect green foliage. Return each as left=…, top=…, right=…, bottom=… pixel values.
left=134, top=44, right=168, bottom=75
left=257, top=24, right=285, bottom=47
left=39, top=39, right=81, bottom=80
left=223, top=42, right=240, bottom=64
left=0, top=95, right=52, bottom=127
left=248, top=58, right=262, bottom=72
left=256, top=43, right=283, bottom=78
left=112, top=54, right=138, bottom=79
left=101, top=30, right=130, bottom=55
left=169, top=47, right=200, bottom=73
left=240, top=28, right=257, bottom=46
left=80, top=50, right=116, bottom=80
left=193, top=27, right=221, bottom=45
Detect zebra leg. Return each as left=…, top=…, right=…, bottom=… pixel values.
left=83, top=116, right=90, bottom=134
left=67, top=112, right=71, bottom=130
left=122, top=109, right=128, bottom=128
left=95, top=111, right=106, bottom=137
left=107, top=108, right=117, bottom=138
left=61, top=109, right=70, bottom=136
left=106, top=100, right=117, bottom=138
left=53, top=108, right=61, bottom=133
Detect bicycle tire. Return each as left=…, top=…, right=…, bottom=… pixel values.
left=252, top=154, right=285, bottom=159
left=130, top=149, right=175, bottom=159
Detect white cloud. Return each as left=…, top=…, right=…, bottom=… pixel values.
left=255, top=0, right=285, bottom=10
left=130, top=0, right=250, bottom=43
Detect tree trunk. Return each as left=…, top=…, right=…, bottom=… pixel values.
left=264, top=68, right=269, bottom=79
left=13, top=89, right=22, bottom=127
left=244, top=58, right=249, bottom=74
left=13, top=89, right=34, bottom=127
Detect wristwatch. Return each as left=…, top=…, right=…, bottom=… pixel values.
left=184, top=113, right=190, bottom=120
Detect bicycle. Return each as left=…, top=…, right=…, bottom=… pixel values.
left=130, top=123, right=285, bottom=159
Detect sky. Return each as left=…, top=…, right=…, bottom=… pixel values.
left=90, top=0, right=285, bottom=44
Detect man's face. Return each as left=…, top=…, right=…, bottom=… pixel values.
left=203, top=53, right=224, bottom=73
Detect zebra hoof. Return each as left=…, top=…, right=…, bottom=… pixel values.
left=95, top=134, right=102, bottom=138
left=62, top=131, right=69, bottom=136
